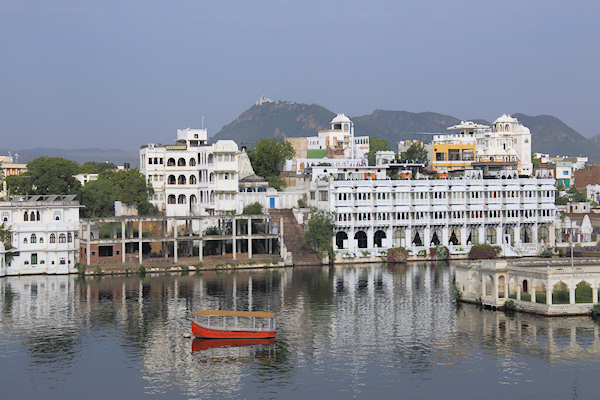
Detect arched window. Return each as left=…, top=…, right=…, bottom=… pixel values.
left=36, top=211, right=40, bottom=221
left=430, top=228, right=442, bottom=246
left=168, top=195, right=176, bottom=204
left=467, top=227, right=479, bottom=245
left=39, top=237, right=44, bottom=244
left=374, top=230, right=386, bottom=247
left=336, top=231, right=348, bottom=249
left=190, top=195, right=197, bottom=205
left=189, top=158, right=196, bottom=166
left=50, top=233, right=56, bottom=243
left=355, top=231, right=367, bottom=248
left=23, top=212, right=28, bottom=221
left=30, top=234, right=37, bottom=243
left=178, top=195, right=186, bottom=204
left=393, top=230, right=405, bottom=247
left=23, top=237, right=28, bottom=244
left=178, top=175, right=186, bottom=185
left=67, top=233, right=73, bottom=243
left=504, top=226, right=515, bottom=244
left=167, top=158, right=176, bottom=166
left=412, top=229, right=423, bottom=246
left=178, top=158, right=186, bottom=166
left=449, top=228, right=461, bottom=245
left=30, top=212, right=35, bottom=221
left=189, top=175, right=197, bottom=184
left=538, top=225, right=549, bottom=243
left=520, top=227, right=532, bottom=243
left=485, top=227, right=496, bottom=244
left=59, top=234, right=66, bottom=243
left=168, top=175, right=176, bottom=184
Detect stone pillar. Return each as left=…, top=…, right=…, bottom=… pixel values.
left=198, top=218, right=203, bottom=261
left=121, top=222, right=126, bottom=264
left=546, top=287, right=552, bottom=305
left=593, top=284, right=598, bottom=304
left=280, top=216, right=284, bottom=259
left=86, top=221, right=91, bottom=265
left=232, top=217, right=237, bottom=260
left=248, top=218, right=252, bottom=259
left=531, top=283, right=536, bottom=303
left=138, top=220, right=143, bottom=265
left=504, top=276, right=509, bottom=301
left=173, top=218, right=178, bottom=263
left=570, top=287, right=576, bottom=305
left=481, top=274, right=486, bottom=297
left=516, top=279, right=521, bottom=301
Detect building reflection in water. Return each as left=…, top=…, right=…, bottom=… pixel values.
left=1, top=263, right=600, bottom=398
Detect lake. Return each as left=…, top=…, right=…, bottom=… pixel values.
left=1, top=263, right=599, bottom=399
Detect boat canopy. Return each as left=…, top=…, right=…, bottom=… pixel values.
left=190, top=310, right=276, bottom=318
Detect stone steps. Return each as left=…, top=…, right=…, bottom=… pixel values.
left=270, top=209, right=321, bottom=266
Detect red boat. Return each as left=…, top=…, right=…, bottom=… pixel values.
left=190, top=310, right=276, bottom=339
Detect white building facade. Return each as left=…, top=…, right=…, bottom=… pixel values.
left=309, top=170, right=556, bottom=258
left=0, top=195, right=81, bottom=276
left=140, top=128, right=240, bottom=216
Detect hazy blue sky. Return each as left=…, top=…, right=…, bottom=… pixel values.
left=2, top=0, right=599, bottom=150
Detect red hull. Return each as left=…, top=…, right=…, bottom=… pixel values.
left=192, top=337, right=275, bottom=352
left=191, top=320, right=276, bottom=339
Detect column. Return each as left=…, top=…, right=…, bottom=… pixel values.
left=173, top=218, right=178, bottom=263
left=138, top=220, right=143, bottom=265
left=198, top=218, right=203, bottom=262
left=86, top=221, right=91, bottom=265
left=531, top=283, right=536, bottom=303
left=121, top=221, right=126, bottom=264
left=570, top=286, right=576, bottom=305
left=593, top=284, right=598, bottom=304
left=232, top=217, right=237, bottom=260
left=546, top=287, right=552, bottom=305
left=517, top=279, right=521, bottom=301
left=248, top=217, right=252, bottom=259
left=280, top=216, right=284, bottom=259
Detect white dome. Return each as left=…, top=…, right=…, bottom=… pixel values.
left=331, top=113, right=352, bottom=124
left=493, top=114, right=518, bottom=124
left=214, top=140, right=238, bottom=152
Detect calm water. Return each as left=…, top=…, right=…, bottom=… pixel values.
left=1, top=263, right=599, bottom=399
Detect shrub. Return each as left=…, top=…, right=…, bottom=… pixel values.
left=468, top=244, right=498, bottom=260
left=75, top=263, right=87, bottom=275
left=504, top=300, right=516, bottom=311
left=138, top=265, right=146, bottom=275
left=591, top=304, right=600, bottom=320
left=297, top=198, right=307, bottom=208
left=387, top=247, right=408, bottom=263
left=430, top=246, right=450, bottom=261
left=417, top=250, right=427, bottom=257
left=540, top=247, right=553, bottom=258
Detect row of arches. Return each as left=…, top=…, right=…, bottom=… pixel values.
left=167, top=173, right=214, bottom=185
left=481, top=276, right=599, bottom=305
left=167, top=192, right=215, bottom=205
left=23, top=233, right=72, bottom=244
left=335, top=225, right=550, bottom=249
left=166, top=155, right=213, bottom=167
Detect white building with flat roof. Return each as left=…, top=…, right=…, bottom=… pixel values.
left=0, top=195, right=81, bottom=276
left=140, top=128, right=241, bottom=216
left=308, top=169, right=556, bottom=258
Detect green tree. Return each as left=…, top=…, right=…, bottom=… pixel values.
left=242, top=202, right=263, bottom=215
left=6, top=157, right=81, bottom=195
left=79, top=161, right=117, bottom=174
left=304, top=209, right=335, bottom=262
left=365, top=137, right=392, bottom=166
left=79, top=169, right=156, bottom=217
left=401, top=143, right=429, bottom=167
left=247, top=138, right=295, bottom=191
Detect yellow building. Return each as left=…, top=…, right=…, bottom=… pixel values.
left=432, top=121, right=486, bottom=172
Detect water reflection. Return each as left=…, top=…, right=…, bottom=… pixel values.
left=1, top=264, right=600, bottom=399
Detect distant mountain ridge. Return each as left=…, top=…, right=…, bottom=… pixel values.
left=212, top=101, right=600, bottom=161
left=0, top=148, right=139, bottom=167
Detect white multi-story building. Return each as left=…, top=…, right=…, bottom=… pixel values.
left=308, top=169, right=556, bottom=257
left=140, top=128, right=240, bottom=216
left=0, top=195, right=81, bottom=276
left=476, top=114, right=533, bottom=176
left=306, top=114, right=370, bottom=159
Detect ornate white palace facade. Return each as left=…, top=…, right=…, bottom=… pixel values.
left=0, top=195, right=81, bottom=276
left=308, top=169, right=556, bottom=258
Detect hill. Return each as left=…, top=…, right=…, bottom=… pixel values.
left=210, top=102, right=335, bottom=145
left=212, top=101, right=600, bottom=161
left=512, top=114, right=600, bottom=160
left=0, top=148, right=139, bottom=167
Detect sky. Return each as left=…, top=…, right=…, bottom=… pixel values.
left=1, top=0, right=599, bottom=150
